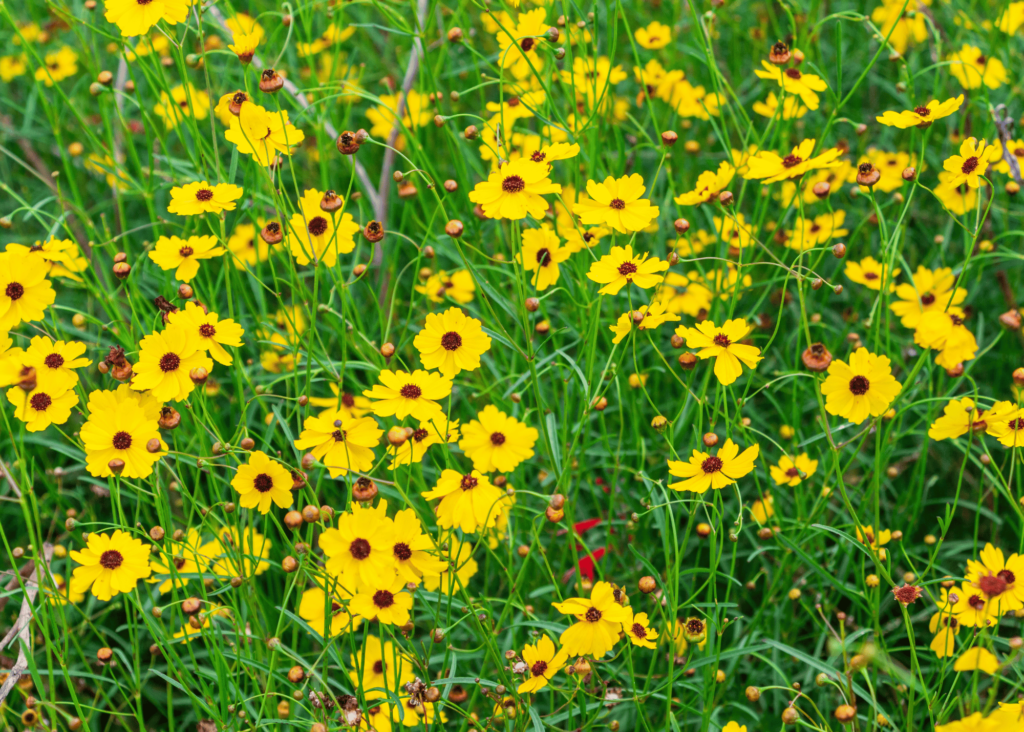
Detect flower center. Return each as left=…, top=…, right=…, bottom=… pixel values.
left=199, top=324, right=216, bottom=337
left=609, top=198, right=626, bottom=210
left=373, top=590, right=395, bottom=609
left=617, top=261, right=638, bottom=276
left=863, top=272, right=879, bottom=280
left=460, top=474, right=478, bottom=490
left=372, top=660, right=384, bottom=674
left=920, top=293, right=935, bottom=305
left=1010, top=418, right=1024, bottom=432
left=531, top=660, right=548, bottom=676
left=342, top=393, right=356, bottom=408
left=701, top=455, right=723, bottom=474
left=253, top=473, right=274, bottom=493
left=100, top=550, right=124, bottom=569
left=178, top=246, right=194, bottom=258
left=308, top=216, right=329, bottom=236
left=786, top=467, right=800, bottom=478
left=502, top=175, right=526, bottom=193
left=159, top=353, right=181, bottom=372
left=686, top=618, right=704, bottom=635
left=968, top=594, right=986, bottom=610
left=412, top=428, right=429, bottom=442
left=349, top=538, right=371, bottom=560
left=5, top=282, right=24, bottom=300
left=400, top=384, right=422, bottom=399
left=393, top=542, right=412, bottom=561
left=44, top=353, right=65, bottom=368
left=782, top=154, right=803, bottom=168
left=713, top=334, right=731, bottom=347
left=490, top=432, right=506, bottom=446
left=112, top=431, right=133, bottom=450
left=631, top=623, right=647, bottom=639
left=536, top=248, right=552, bottom=266
left=585, top=607, right=602, bottom=622
left=195, top=189, right=214, bottom=202
left=332, top=429, right=347, bottom=442
left=848, top=375, right=870, bottom=395
left=979, top=574, right=1008, bottom=597
left=961, top=157, right=979, bottom=174
left=441, top=331, right=463, bottom=351
left=30, top=392, right=52, bottom=411
left=784, top=68, right=801, bottom=79
left=531, top=151, right=546, bottom=162
left=520, top=38, right=535, bottom=52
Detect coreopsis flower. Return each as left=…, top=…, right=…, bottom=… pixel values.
left=422, top=535, right=479, bottom=592
left=0, top=55, right=27, bottom=83
left=856, top=525, right=891, bottom=559
left=876, top=95, right=963, bottom=128
left=349, top=576, right=412, bottom=625
left=286, top=189, right=359, bottom=267
left=965, top=543, right=1024, bottom=613
left=552, top=581, right=632, bottom=658
left=167, top=302, right=244, bottom=366
left=0, top=251, right=56, bottom=331
left=871, top=0, right=926, bottom=54
left=131, top=323, right=213, bottom=402
left=228, top=32, right=259, bottom=64
left=415, top=269, right=475, bottom=304
left=845, top=256, right=898, bottom=291
left=951, top=580, right=997, bottom=627
left=210, top=527, right=272, bottom=577
left=459, top=405, right=538, bottom=473
left=422, top=469, right=505, bottom=533
left=656, top=272, right=714, bottom=317
left=769, top=453, right=818, bottom=487
left=23, top=336, right=90, bottom=392
left=821, top=348, right=902, bottom=424
left=468, top=159, right=561, bottom=220
left=852, top=149, right=913, bottom=192
left=153, top=84, right=210, bottom=130
left=413, top=307, right=492, bottom=378
left=34, top=46, right=79, bottom=85
left=722, top=724, right=747, bottom=732
left=319, top=501, right=396, bottom=588
left=6, top=384, right=77, bottom=431
left=231, top=451, right=293, bottom=514
left=623, top=611, right=658, bottom=648
left=914, top=310, right=978, bottom=369
left=224, top=13, right=264, bottom=40
left=574, top=174, right=659, bottom=233
left=943, top=137, right=999, bottom=188
left=947, top=44, right=1008, bottom=89
left=148, top=529, right=216, bottom=593
left=933, top=171, right=979, bottom=215
left=586, top=245, right=668, bottom=295
left=992, top=139, right=1024, bottom=175
left=298, top=584, right=359, bottom=638
left=529, top=141, right=580, bottom=165
left=42, top=573, right=85, bottom=606
left=561, top=56, right=626, bottom=113
left=634, top=21, right=671, bottom=49
left=227, top=222, right=273, bottom=269
left=148, top=235, right=225, bottom=283
left=986, top=403, right=1024, bottom=447
left=784, top=210, right=849, bottom=251
left=667, top=439, right=759, bottom=493
left=752, top=92, right=808, bottom=120
left=751, top=492, right=775, bottom=523
left=928, top=397, right=990, bottom=440
left=998, top=2, right=1024, bottom=32
left=69, top=530, right=152, bottom=601
left=610, top=301, right=680, bottom=344
left=309, top=384, right=372, bottom=419
left=350, top=636, right=414, bottom=699
left=167, top=181, right=243, bottom=216
left=81, top=390, right=165, bottom=478
left=954, top=648, right=1000, bottom=675
left=754, top=60, right=828, bottom=110
left=6, top=238, right=88, bottom=282
left=389, top=415, right=458, bottom=469
left=676, top=319, right=762, bottom=386
left=674, top=162, right=735, bottom=205
left=744, top=139, right=842, bottom=183
left=890, top=266, right=966, bottom=328
left=517, top=225, right=571, bottom=291
left=104, top=0, right=189, bottom=36
left=225, top=102, right=305, bottom=166
left=293, top=410, right=382, bottom=478
left=363, top=369, right=451, bottom=421
left=928, top=588, right=960, bottom=658
left=390, top=508, right=447, bottom=583
left=495, top=8, right=548, bottom=78
left=517, top=635, right=569, bottom=693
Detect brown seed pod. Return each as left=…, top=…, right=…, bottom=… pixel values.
left=745, top=686, right=761, bottom=702
left=336, top=130, right=360, bottom=155
left=363, top=220, right=385, bottom=243
left=702, top=432, right=718, bottom=447
left=717, top=191, right=734, bottom=206
left=258, top=68, right=284, bottom=93
left=812, top=181, right=831, bottom=198
left=674, top=218, right=691, bottom=234
left=801, top=342, right=833, bottom=371
left=108, top=459, right=126, bottom=475
left=545, top=506, right=564, bottom=522
left=443, top=180, right=458, bottom=192
left=287, top=666, right=305, bottom=683
left=999, top=309, right=1022, bottom=330
left=281, top=556, right=298, bottom=573
left=525, top=297, right=540, bottom=312
left=352, top=476, right=378, bottom=502
left=260, top=221, right=283, bottom=245
left=240, top=437, right=255, bottom=450
left=768, top=40, right=791, bottom=64
left=445, top=219, right=464, bottom=238
left=228, top=90, right=250, bottom=115
left=834, top=705, right=857, bottom=724
left=661, top=130, right=678, bottom=146
left=112, top=261, right=131, bottom=280
left=320, top=190, right=343, bottom=212
left=159, top=406, right=181, bottom=430
left=189, top=367, right=208, bottom=385
left=902, top=166, right=917, bottom=181
left=146, top=438, right=162, bottom=453
left=638, top=576, right=657, bottom=594
left=284, top=511, right=303, bottom=530
left=678, top=352, right=698, bottom=370
left=447, top=26, right=463, bottom=42
left=855, top=162, right=881, bottom=187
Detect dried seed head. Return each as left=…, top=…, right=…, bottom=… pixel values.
left=464, top=125, right=478, bottom=140
left=801, top=342, right=833, bottom=371
left=447, top=27, right=463, bottom=42
left=261, top=221, right=283, bottom=244
left=661, top=130, right=678, bottom=146
left=678, top=352, right=697, bottom=370
left=320, top=190, right=343, bottom=212
left=638, top=576, right=657, bottom=594
left=832, top=242, right=847, bottom=258
left=769, top=40, right=791, bottom=64
left=856, top=162, right=881, bottom=187
left=258, top=69, right=285, bottom=93
left=363, top=220, right=385, bottom=243
left=336, top=130, right=360, bottom=155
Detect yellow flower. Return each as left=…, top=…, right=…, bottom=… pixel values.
left=231, top=451, right=293, bottom=514
left=933, top=171, right=981, bottom=215
left=468, top=159, right=561, bottom=220
left=298, top=584, right=360, bottom=638
left=820, top=348, right=902, bottom=424
left=871, top=0, right=927, bottom=54
left=876, top=95, right=963, bottom=128
left=528, top=141, right=580, bottom=166
left=349, top=576, right=413, bottom=626
left=225, top=102, right=305, bottom=166
left=998, top=1, right=1024, bottom=32
left=674, top=162, right=735, bottom=206
left=753, top=60, right=828, bottom=110
left=153, top=84, right=210, bottom=130
left=6, top=238, right=88, bottom=282
left=845, top=256, right=899, bottom=292
left=914, top=310, right=978, bottom=369
left=309, top=383, right=371, bottom=419
left=667, top=439, right=759, bottom=493
left=6, top=384, right=77, bottom=432
left=752, top=92, right=808, bottom=120
left=560, top=56, right=626, bottom=113
left=947, top=44, right=1008, bottom=89
left=635, top=21, right=672, bottom=49
left=293, top=410, right=382, bottom=478
left=166, top=302, right=244, bottom=366
left=131, top=323, right=214, bottom=402
left=785, top=210, right=848, bottom=251
left=890, top=266, right=966, bottom=328
left=722, top=724, right=747, bottom=732
left=928, top=588, right=959, bottom=658
left=459, top=404, right=538, bottom=473
left=349, top=636, right=414, bottom=700
left=390, top=508, right=447, bottom=584
left=552, top=581, right=632, bottom=658
left=517, top=225, right=572, bottom=291
left=495, top=9, right=549, bottom=79
left=363, top=369, right=452, bottom=421
left=413, top=307, right=492, bottom=378
left=574, top=174, right=659, bottom=233
left=851, top=149, right=913, bottom=192
left=228, top=32, right=259, bottom=64
left=148, top=529, right=216, bottom=593
left=319, top=501, right=396, bottom=589
left=623, top=611, right=659, bottom=648
left=148, top=234, right=225, bottom=282
left=769, top=453, right=818, bottom=487
left=676, top=319, right=762, bottom=386
left=43, top=573, right=85, bottom=606
left=34, top=46, right=78, bottom=85
left=0, top=55, right=28, bottom=83
left=415, top=269, right=475, bottom=304
left=423, top=469, right=506, bottom=533
left=965, top=543, right=1024, bottom=612
left=943, top=137, right=999, bottom=188
left=586, top=245, right=668, bottom=295
left=743, top=139, right=842, bottom=183
left=70, top=530, right=151, bottom=601
left=286, top=189, right=359, bottom=267
left=953, top=647, right=1000, bottom=675
left=167, top=181, right=243, bottom=216
left=23, top=336, right=90, bottom=392
left=517, top=635, right=569, bottom=693
left=80, top=389, right=165, bottom=478
left=751, top=493, right=775, bottom=523
left=224, top=13, right=264, bottom=40
left=0, top=251, right=56, bottom=330
left=856, top=525, right=891, bottom=559
left=422, top=536, right=478, bottom=592
left=928, top=398, right=988, bottom=441
left=104, top=0, right=189, bottom=36
left=951, top=580, right=997, bottom=628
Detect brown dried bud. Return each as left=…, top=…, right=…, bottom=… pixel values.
left=444, top=219, right=464, bottom=238
left=149, top=525, right=165, bottom=541
left=189, top=367, right=208, bottom=384
left=108, top=459, right=125, bottom=475
left=832, top=242, right=847, bottom=258
left=354, top=263, right=367, bottom=277
left=302, top=505, right=320, bottom=523
left=717, top=190, right=734, bottom=206
left=769, top=41, right=791, bottom=64
left=447, top=27, right=463, bottom=42
left=320, top=190, right=343, bottom=212
left=301, top=453, right=316, bottom=470
left=97, top=647, right=114, bottom=663
left=746, top=686, right=761, bottom=702
left=945, top=362, right=964, bottom=378
left=834, top=705, right=857, bottom=724
left=261, top=221, right=283, bottom=244
left=284, top=511, right=303, bottom=530
left=240, top=437, right=255, bottom=450
left=97, top=69, right=113, bottom=85
left=678, top=352, right=697, bottom=370
left=146, top=438, right=162, bottom=453
left=1013, top=367, right=1024, bottom=386
left=363, top=220, right=384, bottom=243
left=433, top=114, right=445, bottom=128
left=281, top=556, right=298, bottom=573
left=398, top=182, right=418, bottom=198
left=422, top=245, right=435, bottom=259
left=158, top=407, right=180, bottom=430
left=549, top=493, right=566, bottom=510
left=464, top=125, right=478, bottom=140
left=336, top=130, right=360, bottom=155
left=856, top=163, right=881, bottom=187
left=661, top=130, right=678, bottom=146
left=387, top=426, right=408, bottom=446
left=638, top=576, right=657, bottom=594
left=287, top=666, right=305, bottom=683
left=176, top=283, right=194, bottom=300
left=352, top=476, right=378, bottom=502
left=228, top=90, right=250, bottom=115
left=592, top=396, right=608, bottom=411
left=782, top=708, right=799, bottom=725
left=113, top=261, right=131, bottom=280
left=545, top=506, right=564, bottom=522
left=802, top=342, right=833, bottom=371
left=258, top=69, right=285, bottom=93
left=812, top=181, right=831, bottom=198
left=380, top=342, right=395, bottom=358
left=999, top=309, right=1022, bottom=330
left=701, top=432, right=718, bottom=447
left=525, top=297, right=540, bottom=312
left=902, top=166, right=916, bottom=181
left=811, top=278, right=824, bottom=290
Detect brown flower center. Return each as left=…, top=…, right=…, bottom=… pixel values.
left=44, top=353, right=65, bottom=368
left=531, top=151, right=546, bottom=162
left=332, top=429, right=347, bottom=442
left=393, top=542, right=412, bottom=561
left=530, top=660, right=548, bottom=676
left=159, top=353, right=181, bottom=372
left=342, top=393, right=355, bottom=408
left=520, top=38, right=535, bottom=52
left=195, top=189, right=214, bottom=202
left=631, top=623, right=647, bottom=639
left=848, top=375, right=870, bottom=395
left=585, top=607, right=602, bottom=622
left=100, top=550, right=124, bottom=569
left=785, top=467, right=800, bottom=478
left=5, top=282, right=24, bottom=300
left=536, top=248, right=552, bottom=266
left=961, top=157, right=979, bottom=174
left=199, top=323, right=216, bottom=337
left=253, top=473, right=274, bottom=493
left=701, top=455, right=723, bottom=474
left=978, top=574, right=1007, bottom=597
left=863, top=271, right=879, bottom=280
left=373, top=589, right=395, bottom=609
left=686, top=618, right=705, bottom=635
left=30, top=393, right=52, bottom=411
left=349, top=538, right=371, bottom=559
left=412, top=428, right=429, bottom=442
left=713, top=333, right=731, bottom=347
left=1010, top=418, right=1024, bottom=432
left=913, top=106, right=930, bottom=116
left=308, top=216, right=329, bottom=236
left=782, top=154, right=803, bottom=168
left=112, top=431, right=132, bottom=450
left=502, top=175, right=526, bottom=193
left=178, top=246, right=194, bottom=258
left=372, top=660, right=384, bottom=674
left=441, top=331, right=463, bottom=351
left=400, top=384, right=422, bottom=399
left=609, top=198, right=626, bottom=210
left=460, top=474, right=478, bottom=491
left=999, top=569, right=1016, bottom=585
left=784, top=68, right=802, bottom=79
left=490, top=432, right=506, bottom=446
left=920, top=293, right=935, bottom=305
left=617, top=261, right=638, bottom=276
left=968, top=594, right=986, bottom=610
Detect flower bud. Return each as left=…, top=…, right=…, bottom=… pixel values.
left=445, top=219, right=464, bottom=237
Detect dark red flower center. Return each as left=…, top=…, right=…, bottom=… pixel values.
left=631, top=623, right=647, bottom=639
left=412, top=428, right=429, bottom=442
left=968, top=594, right=986, bottom=610
left=713, top=333, right=731, bottom=347
left=195, top=189, right=214, bottom=202
left=179, top=246, right=194, bottom=257
left=332, top=429, right=347, bottom=442
left=784, top=68, right=801, bottom=79
left=786, top=467, right=800, bottom=478
left=782, top=154, right=803, bottom=168
left=400, top=384, right=422, bottom=399
left=618, top=261, right=638, bottom=276
left=521, top=38, right=535, bottom=52
left=610, top=198, right=626, bottom=210
left=531, top=660, right=548, bottom=676
left=112, top=431, right=132, bottom=450
left=441, top=331, right=462, bottom=351
left=199, top=324, right=216, bottom=337
left=342, top=393, right=355, bottom=407
left=536, top=248, right=552, bottom=266
left=920, top=293, right=935, bottom=305
left=349, top=538, right=371, bottom=559
left=159, top=353, right=181, bottom=372
left=44, top=353, right=65, bottom=368
left=686, top=618, right=704, bottom=635
left=701, top=455, right=723, bottom=474
left=848, top=375, right=870, bottom=395
left=100, top=550, right=124, bottom=569
left=531, top=151, right=546, bottom=162
left=308, top=216, right=329, bottom=236
left=999, top=569, right=1016, bottom=585
left=253, top=473, right=274, bottom=493
left=961, top=157, right=979, bottom=174
left=913, top=106, right=930, bottom=116
left=373, top=590, right=395, bottom=609
left=978, top=574, right=1007, bottom=597
left=502, top=175, right=526, bottom=193
left=490, top=432, right=506, bottom=446
left=5, top=282, right=24, bottom=300
left=393, top=542, right=412, bottom=561
left=460, top=474, right=478, bottom=490
left=585, top=607, right=602, bottom=622
left=30, top=393, right=52, bottom=411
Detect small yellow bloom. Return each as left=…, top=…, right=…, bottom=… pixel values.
left=845, top=256, right=899, bottom=292
left=635, top=21, right=672, bottom=49
left=943, top=137, right=999, bottom=188
left=876, top=95, right=963, bottom=128
left=667, top=439, right=759, bottom=493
